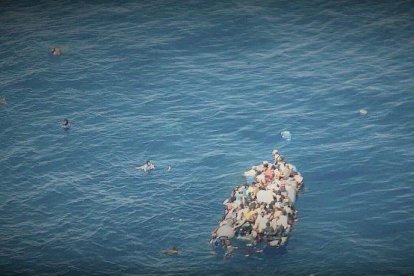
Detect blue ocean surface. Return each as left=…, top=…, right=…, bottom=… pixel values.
left=1, top=0, right=414, bottom=274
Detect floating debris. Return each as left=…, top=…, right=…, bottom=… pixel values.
left=280, top=130, right=291, bottom=141
left=210, top=148, right=303, bottom=256
left=359, top=109, right=368, bottom=115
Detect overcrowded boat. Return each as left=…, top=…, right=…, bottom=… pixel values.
left=210, top=149, right=304, bottom=256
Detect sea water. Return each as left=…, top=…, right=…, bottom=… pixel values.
left=1, top=0, right=413, bottom=274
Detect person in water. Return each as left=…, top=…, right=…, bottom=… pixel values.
left=0, top=97, right=6, bottom=106
left=137, top=160, right=155, bottom=172
left=50, top=47, right=62, bottom=56
left=161, top=246, right=179, bottom=255
left=61, top=118, right=71, bottom=129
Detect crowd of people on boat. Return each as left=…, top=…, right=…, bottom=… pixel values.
left=210, top=149, right=303, bottom=256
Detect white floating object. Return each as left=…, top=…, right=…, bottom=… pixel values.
left=281, top=130, right=291, bottom=141
left=359, top=109, right=368, bottom=115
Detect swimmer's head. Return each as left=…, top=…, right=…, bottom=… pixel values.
left=61, top=118, right=71, bottom=129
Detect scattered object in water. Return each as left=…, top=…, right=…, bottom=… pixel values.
left=136, top=160, right=155, bottom=172
left=210, top=148, right=304, bottom=256
left=223, top=239, right=234, bottom=257
left=50, top=47, right=62, bottom=56
left=161, top=246, right=179, bottom=255
left=0, top=96, right=6, bottom=106
left=61, top=118, right=71, bottom=129
left=359, top=109, right=368, bottom=115
left=280, top=130, right=291, bottom=141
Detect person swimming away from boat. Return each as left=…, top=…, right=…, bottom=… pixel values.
left=61, top=118, right=71, bottom=129
left=50, top=47, right=62, bottom=56
left=161, top=246, right=179, bottom=255
left=136, top=160, right=155, bottom=172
